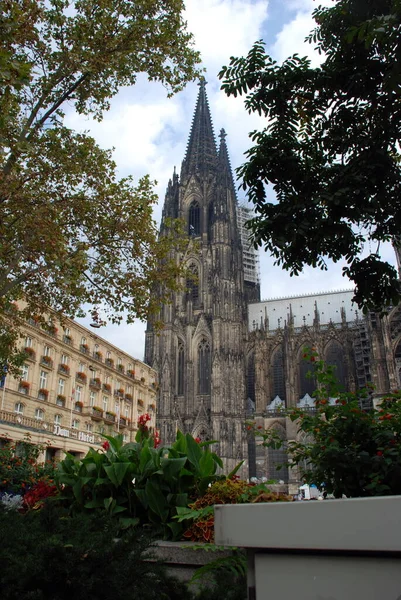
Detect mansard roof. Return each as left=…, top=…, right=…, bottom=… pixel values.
left=181, top=79, right=218, bottom=178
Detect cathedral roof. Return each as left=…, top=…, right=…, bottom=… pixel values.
left=181, top=79, right=218, bottom=177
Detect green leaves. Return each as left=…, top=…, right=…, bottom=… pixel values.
left=0, top=0, right=200, bottom=371
left=56, top=430, right=230, bottom=540
left=219, top=0, right=401, bottom=313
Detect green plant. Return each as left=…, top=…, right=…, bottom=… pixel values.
left=56, top=430, right=237, bottom=540
left=251, top=348, right=401, bottom=498
left=0, top=505, right=192, bottom=600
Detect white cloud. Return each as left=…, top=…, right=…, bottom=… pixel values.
left=269, top=0, right=333, bottom=65
left=185, top=0, right=269, bottom=76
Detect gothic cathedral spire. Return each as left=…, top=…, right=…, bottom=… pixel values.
left=145, top=82, right=248, bottom=473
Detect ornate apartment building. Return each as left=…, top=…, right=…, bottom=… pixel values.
left=0, top=315, right=157, bottom=460
left=145, top=82, right=401, bottom=488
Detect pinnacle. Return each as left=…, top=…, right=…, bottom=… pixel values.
left=181, top=80, right=218, bottom=177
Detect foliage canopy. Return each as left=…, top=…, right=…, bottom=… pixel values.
left=0, top=0, right=201, bottom=367
left=219, top=0, right=401, bottom=313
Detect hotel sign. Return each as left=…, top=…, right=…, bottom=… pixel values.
left=53, top=425, right=95, bottom=444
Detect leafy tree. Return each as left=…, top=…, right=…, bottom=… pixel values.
left=0, top=0, right=201, bottom=367
left=219, top=0, right=401, bottom=313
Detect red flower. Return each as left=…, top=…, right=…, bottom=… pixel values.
left=376, top=451, right=383, bottom=457
left=102, top=441, right=110, bottom=451
left=194, top=437, right=201, bottom=443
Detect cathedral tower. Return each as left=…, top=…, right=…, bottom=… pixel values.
left=145, top=81, right=248, bottom=471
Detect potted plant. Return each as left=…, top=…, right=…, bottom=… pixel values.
left=127, top=369, right=135, bottom=378
left=24, top=347, right=35, bottom=359
left=58, top=363, right=70, bottom=374
left=19, top=381, right=30, bottom=394
left=76, top=371, right=87, bottom=383
left=105, top=357, right=114, bottom=367
left=38, top=388, right=49, bottom=399
left=56, top=394, right=66, bottom=405
left=103, top=383, right=111, bottom=393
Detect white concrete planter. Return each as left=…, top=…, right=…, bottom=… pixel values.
left=215, top=497, right=401, bottom=600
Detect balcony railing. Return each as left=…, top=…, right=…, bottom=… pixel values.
left=0, top=409, right=102, bottom=445
left=104, top=412, right=116, bottom=424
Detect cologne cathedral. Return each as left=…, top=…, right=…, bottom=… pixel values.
left=145, top=82, right=401, bottom=490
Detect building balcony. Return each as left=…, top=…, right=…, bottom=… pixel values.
left=63, top=334, right=73, bottom=345
left=102, top=383, right=111, bottom=394
left=105, top=358, right=114, bottom=368
left=76, top=372, right=87, bottom=384
left=80, top=344, right=89, bottom=355
left=40, top=356, right=53, bottom=369
left=89, top=378, right=101, bottom=390
left=24, top=347, right=36, bottom=361
left=104, top=412, right=116, bottom=424
left=93, top=351, right=103, bottom=362
left=119, top=417, right=128, bottom=428
left=90, top=407, right=103, bottom=421
left=58, top=364, right=70, bottom=376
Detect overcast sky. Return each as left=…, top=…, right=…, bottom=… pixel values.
left=67, top=0, right=397, bottom=361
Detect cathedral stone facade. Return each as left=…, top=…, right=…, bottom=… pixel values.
left=145, top=82, right=401, bottom=486
left=145, top=81, right=248, bottom=472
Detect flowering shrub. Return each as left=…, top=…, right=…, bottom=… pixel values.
left=23, top=480, right=58, bottom=510
left=0, top=436, right=57, bottom=506
left=250, top=348, right=401, bottom=498
left=179, top=479, right=292, bottom=543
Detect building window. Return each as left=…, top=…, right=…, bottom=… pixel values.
left=81, top=337, right=86, bottom=346
left=79, top=362, right=85, bottom=373
left=186, top=264, right=199, bottom=305
left=15, top=402, right=24, bottom=415
left=58, top=378, right=65, bottom=395
left=35, top=408, right=44, bottom=420
left=267, top=425, right=288, bottom=483
left=25, top=336, right=32, bottom=348
left=89, top=391, right=97, bottom=407
left=75, top=386, right=82, bottom=402
left=124, top=405, right=129, bottom=417
left=86, top=423, right=93, bottom=432
left=299, top=356, right=316, bottom=398
left=54, top=414, right=62, bottom=425
left=270, top=346, right=286, bottom=402
left=177, top=342, right=185, bottom=395
left=325, top=341, right=346, bottom=389
left=198, top=338, right=211, bottom=395
left=72, top=419, right=79, bottom=429
left=103, top=396, right=108, bottom=412
left=44, top=345, right=51, bottom=357
left=189, top=201, right=200, bottom=235
left=106, top=351, right=111, bottom=359
left=21, top=364, right=29, bottom=381
left=39, top=370, right=47, bottom=390
left=61, top=354, right=69, bottom=365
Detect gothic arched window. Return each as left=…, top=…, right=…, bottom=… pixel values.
left=198, top=338, right=211, bottom=395
left=270, top=346, right=286, bottom=401
left=299, top=354, right=316, bottom=398
left=325, top=340, right=346, bottom=389
left=186, top=264, right=199, bottom=305
left=188, top=201, right=200, bottom=236
left=177, top=342, right=185, bottom=396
